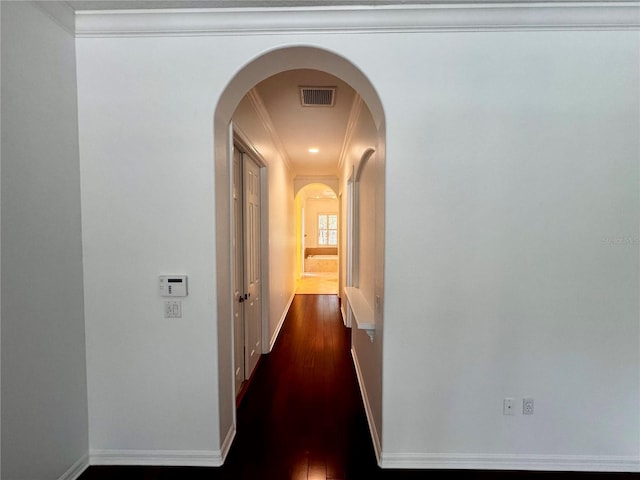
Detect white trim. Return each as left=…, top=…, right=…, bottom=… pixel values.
left=259, top=165, right=270, bottom=356
left=75, top=3, right=640, bottom=37
left=344, top=171, right=354, bottom=330
left=340, top=302, right=348, bottom=327
left=351, top=346, right=382, bottom=465
left=89, top=449, right=224, bottom=466
left=35, top=1, right=76, bottom=36
left=58, top=453, right=90, bottom=480
left=337, top=95, right=363, bottom=171
left=220, top=423, right=236, bottom=463
left=234, top=125, right=268, bottom=169
left=246, top=89, right=294, bottom=172
left=379, top=452, right=640, bottom=472
left=293, top=175, right=339, bottom=198
left=269, top=291, right=295, bottom=351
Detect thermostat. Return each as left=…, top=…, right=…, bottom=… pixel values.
left=159, top=275, right=188, bottom=297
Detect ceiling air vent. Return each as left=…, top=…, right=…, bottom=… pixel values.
left=300, top=87, right=336, bottom=107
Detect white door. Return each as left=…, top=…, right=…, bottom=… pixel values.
left=243, top=153, right=262, bottom=379
left=232, top=146, right=245, bottom=397
left=232, top=144, right=263, bottom=398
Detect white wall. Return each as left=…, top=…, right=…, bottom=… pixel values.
left=77, top=36, right=224, bottom=463
left=76, top=11, right=639, bottom=471
left=338, top=100, right=384, bottom=453
left=304, top=197, right=338, bottom=249
left=77, top=38, right=385, bottom=461
left=1, top=2, right=89, bottom=478
left=380, top=31, right=639, bottom=470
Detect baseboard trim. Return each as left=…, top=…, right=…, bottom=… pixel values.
left=89, top=449, right=223, bottom=467
left=351, top=347, right=382, bottom=465
left=379, top=452, right=640, bottom=472
left=269, top=291, right=295, bottom=351
left=58, top=452, right=90, bottom=480
left=220, top=423, right=236, bottom=464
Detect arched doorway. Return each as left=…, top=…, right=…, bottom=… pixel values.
left=295, top=182, right=339, bottom=295
left=213, top=46, right=385, bottom=457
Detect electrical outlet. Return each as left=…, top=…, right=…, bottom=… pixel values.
left=503, top=397, right=515, bottom=415
left=523, top=397, right=534, bottom=415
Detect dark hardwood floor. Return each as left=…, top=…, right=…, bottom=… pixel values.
left=80, top=295, right=636, bottom=480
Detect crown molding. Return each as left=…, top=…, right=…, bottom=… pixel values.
left=35, top=1, right=76, bottom=36
left=246, top=88, right=294, bottom=173
left=74, top=3, right=640, bottom=37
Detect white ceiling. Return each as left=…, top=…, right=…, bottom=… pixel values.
left=251, top=69, right=357, bottom=178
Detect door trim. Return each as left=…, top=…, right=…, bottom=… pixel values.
left=231, top=127, right=270, bottom=393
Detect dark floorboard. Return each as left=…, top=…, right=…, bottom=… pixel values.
left=79, top=295, right=637, bottom=480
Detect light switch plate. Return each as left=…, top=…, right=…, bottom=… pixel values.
left=164, top=300, right=182, bottom=318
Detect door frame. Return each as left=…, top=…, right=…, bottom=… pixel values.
left=230, top=127, right=270, bottom=398
left=344, top=170, right=354, bottom=327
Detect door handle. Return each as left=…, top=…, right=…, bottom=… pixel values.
left=238, top=295, right=245, bottom=303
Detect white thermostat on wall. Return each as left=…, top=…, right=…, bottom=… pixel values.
left=159, top=275, right=188, bottom=297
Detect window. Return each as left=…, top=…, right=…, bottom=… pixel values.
left=318, top=214, right=338, bottom=246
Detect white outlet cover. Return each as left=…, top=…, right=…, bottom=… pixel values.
left=523, top=397, right=534, bottom=415
left=503, top=397, right=515, bottom=415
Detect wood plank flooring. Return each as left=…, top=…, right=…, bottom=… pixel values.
left=80, top=295, right=636, bottom=480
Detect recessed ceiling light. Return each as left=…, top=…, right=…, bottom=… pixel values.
left=308, top=148, right=319, bottom=154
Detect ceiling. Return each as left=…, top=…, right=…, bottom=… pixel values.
left=251, top=69, right=357, bottom=179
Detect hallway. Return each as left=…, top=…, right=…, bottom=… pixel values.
left=82, top=294, right=378, bottom=479
left=224, top=294, right=374, bottom=478
left=80, top=296, right=636, bottom=480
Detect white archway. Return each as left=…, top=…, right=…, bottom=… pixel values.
left=293, top=176, right=339, bottom=198
left=213, top=46, right=385, bottom=457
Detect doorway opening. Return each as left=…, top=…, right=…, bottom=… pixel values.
left=214, top=46, right=386, bottom=459
left=295, top=183, right=339, bottom=295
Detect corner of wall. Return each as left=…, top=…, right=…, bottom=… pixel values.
left=57, top=453, right=90, bottom=480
